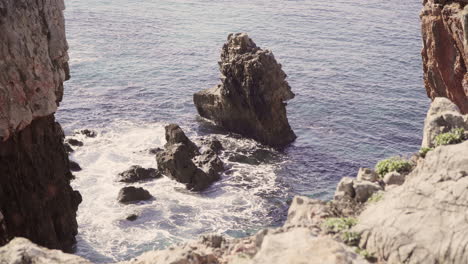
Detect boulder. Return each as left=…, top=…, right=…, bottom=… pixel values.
left=77, top=129, right=97, bottom=138
left=353, top=181, right=382, bottom=203
left=117, top=187, right=153, bottom=204
left=0, top=238, right=91, bottom=264
left=383, top=171, right=404, bottom=186
left=284, top=196, right=333, bottom=228
left=334, top=177, right=356, bottom=200
left=69, top=160, right=82, bottom=172
left=193, top=33, right=296, bottom=148
left=354, top=141, right=468, bottom=263
left=156, top=144, right=218, bottom=191
left=356, top=168, right=378, bottom=182
left=421, top=97, right=468, bottom=148
left=126, top=214, right=138, bottom=221
left=164, top=124, right=199, bottom=157
left=156, top=125, right=224, bottom=191
left=118, top=165, right=162, bottom=183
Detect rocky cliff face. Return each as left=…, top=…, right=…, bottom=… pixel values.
left=0, top=0, right=80, bottom=251
left=421, top=0, right=468, bottom=113
left=193, top=33, right=296, bottom=148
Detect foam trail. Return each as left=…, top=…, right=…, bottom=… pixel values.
left=70, top=120, right=288, bottom=262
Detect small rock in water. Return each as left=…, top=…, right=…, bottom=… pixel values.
left=69, top=160, right=82, bottom=172
left=65, top=138, right=83, bottom=147
left=126, top=214, right=138, bottom=221
left=118, top=165, right=162, bottom=183
left=77, top=129, right=97, bottom=138
left=117, top=186, right=153, bottom=204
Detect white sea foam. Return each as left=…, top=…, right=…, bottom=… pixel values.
left=70, top=121, right=285, bottom=262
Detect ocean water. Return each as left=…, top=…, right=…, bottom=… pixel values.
left=58, top=0, right=428, bottom=262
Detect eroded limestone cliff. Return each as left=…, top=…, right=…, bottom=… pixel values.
left=421, top=0, right=468, bottom=113
left=0, top=0, right=80, bottom=251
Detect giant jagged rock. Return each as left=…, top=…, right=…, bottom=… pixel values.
left=354, top=140, right=468, bottom=263
left=193, top=33, right=296, bottom=148
left=421, top=1, right=468, bottom=114
left=156, top=124, right=223, bottom=191
left=0, top=0, right=80, bottom=251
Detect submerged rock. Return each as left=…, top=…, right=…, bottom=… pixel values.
left=193, top=33, right=296, bottom=148
left=118, top=165, right=162, bottom=183
left=117, top=187, right=153, bottom=204
left=126, top=214, right=139, bottom=221
left=156, top=124, right=223, bottom=191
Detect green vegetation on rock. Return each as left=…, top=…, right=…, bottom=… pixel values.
left=419, top=147, right=433, bottom=158
left=434, top=128, right=465, bottom=146
left=375, top=157, right=412, bottom=177
left=355, top=248, right=374, bottom=260
left=342, top=231, right=360, bottom=246
left=367, top=192, right=383, bottom=203
left=323, top=217, right=357, bottom=233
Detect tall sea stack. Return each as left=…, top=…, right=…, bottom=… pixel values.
left=193, top=33, right=296, bottom=148
left=421, top=0, right=468, bottom=114
left=0, top=0, right=81, bottom=251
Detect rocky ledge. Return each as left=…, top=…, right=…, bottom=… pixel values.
left=193, top=33, right=296, bottom=148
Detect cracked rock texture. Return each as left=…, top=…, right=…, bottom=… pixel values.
left=354, top=140, right=468, bottom=263
left=421, top=0, right=468, bottom=114
left=0, top=196, right=367, bottom=264
left=193, top=33, right=296, bottom=148
left=0, top=0, right=70, bottom=141
left=0, top=0, right=80, bottom=252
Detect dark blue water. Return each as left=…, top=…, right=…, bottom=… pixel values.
left=58, top=0, right=428, bottom=262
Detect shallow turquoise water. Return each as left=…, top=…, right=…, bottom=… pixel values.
left=58, top=0, right=428, bottom=262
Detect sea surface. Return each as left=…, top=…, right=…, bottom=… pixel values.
left=58, top=0, right=428, bottom=262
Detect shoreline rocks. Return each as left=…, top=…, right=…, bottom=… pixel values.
left=117, top=187, right=153, bottom=204
left=117, top=166, right=162, bottom=183
left=193, top=33, right=296, bottom=148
